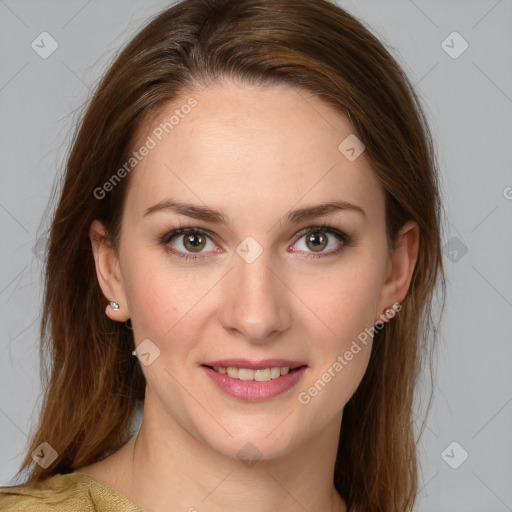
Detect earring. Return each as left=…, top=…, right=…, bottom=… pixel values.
left=374, top=302, right=402, bottom=326
left=109, top=301, right=120, bottom=311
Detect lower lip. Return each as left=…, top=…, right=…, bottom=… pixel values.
left=201, top=365, right=308, bottom=402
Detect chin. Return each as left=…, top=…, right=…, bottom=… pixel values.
left=193, top=422, right=301, bottom=464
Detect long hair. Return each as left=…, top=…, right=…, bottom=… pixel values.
left=11, top=1, right=446, bottom=511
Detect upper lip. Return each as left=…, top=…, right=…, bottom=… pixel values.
left=201, top=358, right=307, bottom=370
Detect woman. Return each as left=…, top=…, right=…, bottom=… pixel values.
left=0, top=0, right=446, bottom=510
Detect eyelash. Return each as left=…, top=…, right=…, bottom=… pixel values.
left=160, top=223, right=353, bottom=262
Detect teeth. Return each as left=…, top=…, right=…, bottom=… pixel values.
left=270, top=367, right=281, bottom=379
left=226, top=367, right=238, bottom=378
left=212, top=366, right=295, bottom=382
left=254, top=369, right=271, bottom=381
left=238, top=368, right=254, bottom=381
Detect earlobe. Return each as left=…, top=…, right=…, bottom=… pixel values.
left=89, top=220, right=130, bottom=322
left=375, top=220, right=419, bottom=322
left=105, top=300, right=124, bottom=321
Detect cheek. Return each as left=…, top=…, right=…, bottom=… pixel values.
left=303, top=258, right=384, bottom=343
left=294, top=255, right=383, bottom=408
left=122, top=250, right=219, bottom=353
left=125, top=268, right=176, bottom=334
left=296, top=275, right=378, bottom=423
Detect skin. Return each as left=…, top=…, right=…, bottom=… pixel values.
left=79, top=80, right=419, bottom=512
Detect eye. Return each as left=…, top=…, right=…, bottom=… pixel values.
left=290, top=225, right=352, bottom=258
left=160, top=224, right=352, bottom=261
left=161, top=228, right=218, bottom=261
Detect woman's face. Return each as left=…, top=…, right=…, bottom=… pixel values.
left=92, top=80, right=415, bottom=461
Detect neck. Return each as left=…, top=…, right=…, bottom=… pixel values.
left=116, top=396, right=347, bottom=512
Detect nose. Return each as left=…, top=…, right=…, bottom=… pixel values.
left=218, top=247, right=292, bottom=343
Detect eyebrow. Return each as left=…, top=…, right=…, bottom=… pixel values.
left=143, top=199, right=366, bottom=224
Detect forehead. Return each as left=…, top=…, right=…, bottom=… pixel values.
left=124, top=81, right=384, bottom=224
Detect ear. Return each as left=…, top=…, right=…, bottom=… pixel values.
left=89, top=219, right=130, bottom=322
left=375, top=220, right=419, bottom=323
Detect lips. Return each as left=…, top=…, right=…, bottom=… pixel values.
left=200, top=358, right=308, bottom=402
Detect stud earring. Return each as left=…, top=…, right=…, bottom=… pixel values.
left=109, top=301, right=120, bottom=311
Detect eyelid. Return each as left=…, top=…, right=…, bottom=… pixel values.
left=161, top=226, right=214, bottom=244
left=290, top=223, right=348, bottom=244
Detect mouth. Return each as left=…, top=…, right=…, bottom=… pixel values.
left=200, top=359, right=308, bottom=402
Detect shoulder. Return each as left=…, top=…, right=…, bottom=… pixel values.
left=0, top=473, right=94, bottom=511
left=0, top=472, right=143, bottom=512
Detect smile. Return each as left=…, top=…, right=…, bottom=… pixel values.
left=201, top=362, right=308, bottom=402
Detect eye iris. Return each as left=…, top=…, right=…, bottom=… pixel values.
left=306, top=232, right=327, bottom=252
left=183, top=233, right=205, bottom=252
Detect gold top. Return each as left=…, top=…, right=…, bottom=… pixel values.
left=0, top=472, right=144, bottom=511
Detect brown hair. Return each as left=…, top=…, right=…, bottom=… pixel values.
left=11, top=1, right=446, bottom=511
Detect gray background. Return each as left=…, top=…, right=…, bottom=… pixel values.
left=1, top=1, right=511, bottom=511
